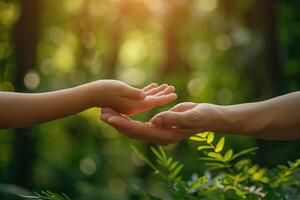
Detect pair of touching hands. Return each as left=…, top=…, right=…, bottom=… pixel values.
left=99, top=81, right=214, bottom=145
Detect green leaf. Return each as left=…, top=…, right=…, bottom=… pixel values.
left=248, top=164, right=259, bottom=175
left=207, top=132, right=214, bottom=144
left=146, top=193, right=163, bottom=200
left=215, top=137, right=225, bottom=152
left=207, top=152, right=223, bottom=161
left=223, top=149, right=233, bottom=162
left=151, top=147, right=164, bottom=162
left=170, top=161, right=179, bottom=171
left=190, top=136, right=206, bottom=142
left=169, top=164, right=184, bottom=180
left=131, top=146, right=157, bottom=171
left=234, top=159, right=252, bottom=170
left=205, top=162, right=226, bottom=170
left=190, top=176, right=208, bottom=189
left=231, top=147, right=258, bottom=161
left=158, top=146, right=167, bottom=161
left=199, top=157, right=222, bottom=162
left=197, top=145, right=214, bottom=151
left=19, top=191, right=71, bottom=200
left=166, top=157, right=173, bottom=167
left=196, top=132, right=210, bottom=138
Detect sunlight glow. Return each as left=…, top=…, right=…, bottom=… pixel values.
left=53, top=45, right=75, bottom=72
left=0, top=2, right=20, bottom=26
left=118, top=68, right=146, bottom=86
left=63, top=0, right=83, bottom=14
left=119, top=31, right=147, bottom=68
left=196, top=0, right=218, bottom=12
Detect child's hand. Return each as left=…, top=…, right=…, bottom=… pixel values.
left=91, top=80, right=177, bottom=115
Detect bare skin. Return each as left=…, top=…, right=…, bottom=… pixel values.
left=0, top=80, right=177, bottom=128
left=101, top=91, right=300, bottom=145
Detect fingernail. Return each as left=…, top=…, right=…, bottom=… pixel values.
left=151, top=116, right=163, bottom=126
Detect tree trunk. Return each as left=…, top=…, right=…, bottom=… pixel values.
left=13, top=0, right=40, bottom=187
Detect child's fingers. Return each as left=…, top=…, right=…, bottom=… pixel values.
left=155, top=86, right=175, bottom=96
left=142, top=83, right=158, bottom=92
left=145, top=93, right=177, bottom=109
left=146, top=84, right=168, bottom=95
left=122, top=87, right=146, bottom=100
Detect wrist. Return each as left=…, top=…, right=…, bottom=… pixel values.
left=82, top=81, right=104, bottom=108
left=216, top=102, right=269, bottom=135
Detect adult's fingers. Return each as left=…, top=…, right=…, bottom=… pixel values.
left=169, top=102, right=197, bottom=112
left=106, top=116, right=186, bottom=145
left=102, top=107, right=130, bottom=121
left=146, top=84, right=168, bottom=95
left=150, top=111, right=191, bottom=128
left=142, top=83, right=158, bottom=92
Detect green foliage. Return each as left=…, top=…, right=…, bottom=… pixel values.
left=134, top=132, right=300, bottom=200
left=18, top=191, right=70, bottom=200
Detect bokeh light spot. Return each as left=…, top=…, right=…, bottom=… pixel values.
left=0, top=2, right=21, bottom=26
left=194, top=42, right=212, bottom=61
left=108, top=178, right=126, bottom=195
left=79, top=157, right=97, bottom=175
left=217, top=88, right=233, bottom=104
left=196, top=0, right=217, bottom=12
left=63, top=0, right=83, bottom=14
left=118, top=68, right=146, bottom=86
left=232, top=27, right=251, bottom=45
left=81, top=31, right=96, bottom=49
left=215, top=34, right=232, bottom=51
left=53, top=45, right=75, bottom=72
left=47, top=26, right=65, bottom=45
left=88, top=0, right=107, bottom=17
left=119, top=31, right=148, bottom=68
left=40, top=59, right=54, bottom=75
left=24, top=70, right=40, bottom=90
left=187, top=73, right=208, bottom=97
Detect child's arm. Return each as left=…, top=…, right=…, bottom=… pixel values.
left=0, top=80, right=176, bottom=128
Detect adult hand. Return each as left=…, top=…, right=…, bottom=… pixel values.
left=101, top=108, right=191, bottom=145
left=150, top=102, right=219, bottom=134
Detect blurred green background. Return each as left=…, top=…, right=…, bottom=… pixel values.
left=0, top=0, right=299, bottom=199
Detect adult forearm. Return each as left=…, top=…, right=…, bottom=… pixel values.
left=215, top=92, right=300, bottom=139
left=0, top=83, right=95, bottom=128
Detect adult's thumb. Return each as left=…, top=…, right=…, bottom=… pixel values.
left=151, top=111, right=187, bottom=128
